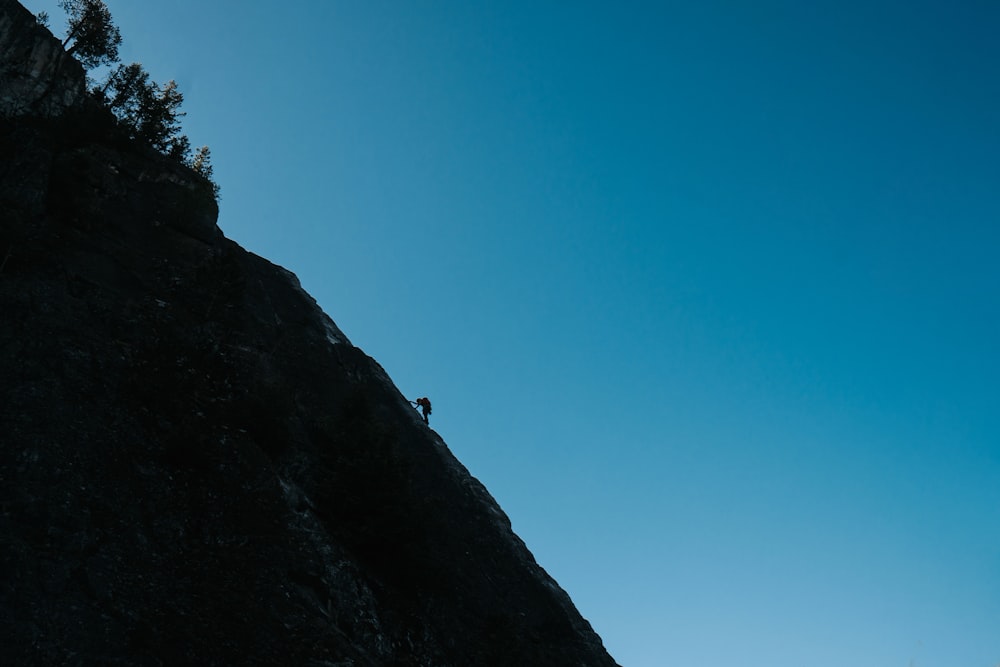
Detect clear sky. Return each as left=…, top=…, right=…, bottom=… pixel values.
left=26, top=1, right=1000, bottom=665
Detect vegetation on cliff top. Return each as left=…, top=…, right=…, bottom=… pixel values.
left=39, top=0, right=218, bottom=199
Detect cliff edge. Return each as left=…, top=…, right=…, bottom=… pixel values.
left=0, top=1, right=620, bottom=664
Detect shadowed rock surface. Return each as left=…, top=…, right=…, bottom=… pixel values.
left=0, top=1, right=621, bottom=664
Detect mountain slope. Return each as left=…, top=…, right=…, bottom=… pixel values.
left=0, top=1, right=620, bottom=664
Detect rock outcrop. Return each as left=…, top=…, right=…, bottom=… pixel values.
left=0, top=0, right=85, bottom=117
left=0, top=1, right=620, bottom=664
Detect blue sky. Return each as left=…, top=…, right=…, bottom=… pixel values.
left=27, top=1, right=1000, bottom=664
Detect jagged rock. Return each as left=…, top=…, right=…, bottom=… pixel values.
left=0, top=0, right=86, bottom=117
left=0, top=1, right=620, bottom=665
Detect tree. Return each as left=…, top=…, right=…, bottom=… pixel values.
left=189, top=145, right=214, bottom=180
left=140, top=78, right=186, bottom=153
left=97, top=63, right=192, bottom=157
left=189, top=145, right=221, bottom=200
left=58, top=0, right=122, bottom=69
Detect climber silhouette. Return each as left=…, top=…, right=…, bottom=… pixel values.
left=411, top=397, right=432, bottom=424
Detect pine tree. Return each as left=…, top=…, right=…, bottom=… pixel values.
left=58, top=0, right=122, bottom=69
left=189, top=145, right=221, bottom=200
left=99, top=63, right=187, bottom=154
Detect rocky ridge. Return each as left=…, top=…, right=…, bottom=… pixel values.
left=0, top=1, right=621, bottom=664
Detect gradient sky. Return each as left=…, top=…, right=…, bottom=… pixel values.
left=26, top=1, right=1000, bottom=665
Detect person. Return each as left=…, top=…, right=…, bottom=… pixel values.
left=411, top=397, right=432, bottom=424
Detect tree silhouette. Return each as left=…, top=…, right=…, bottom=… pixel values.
left=58, top=0, right=122, bottom=69
left=98, top=63, right=187, bottom=155
left=189, top=145, right=220, bottom=199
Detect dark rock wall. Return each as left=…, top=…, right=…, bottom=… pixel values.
left=0, top=1, right=620, bottom=664
left=0, top=0, right=85, bottom=117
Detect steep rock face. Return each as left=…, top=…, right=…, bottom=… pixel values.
left=0, top=0, right=85, bottom=117
left=0, top=2, right=620, bottom=665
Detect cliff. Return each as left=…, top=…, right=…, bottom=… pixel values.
left=0, top=1, right=620, bottom=664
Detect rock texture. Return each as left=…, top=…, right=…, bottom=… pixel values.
left=0, top=1, right=85, bottom=117
left=0, top=1, right=621, bottom=665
